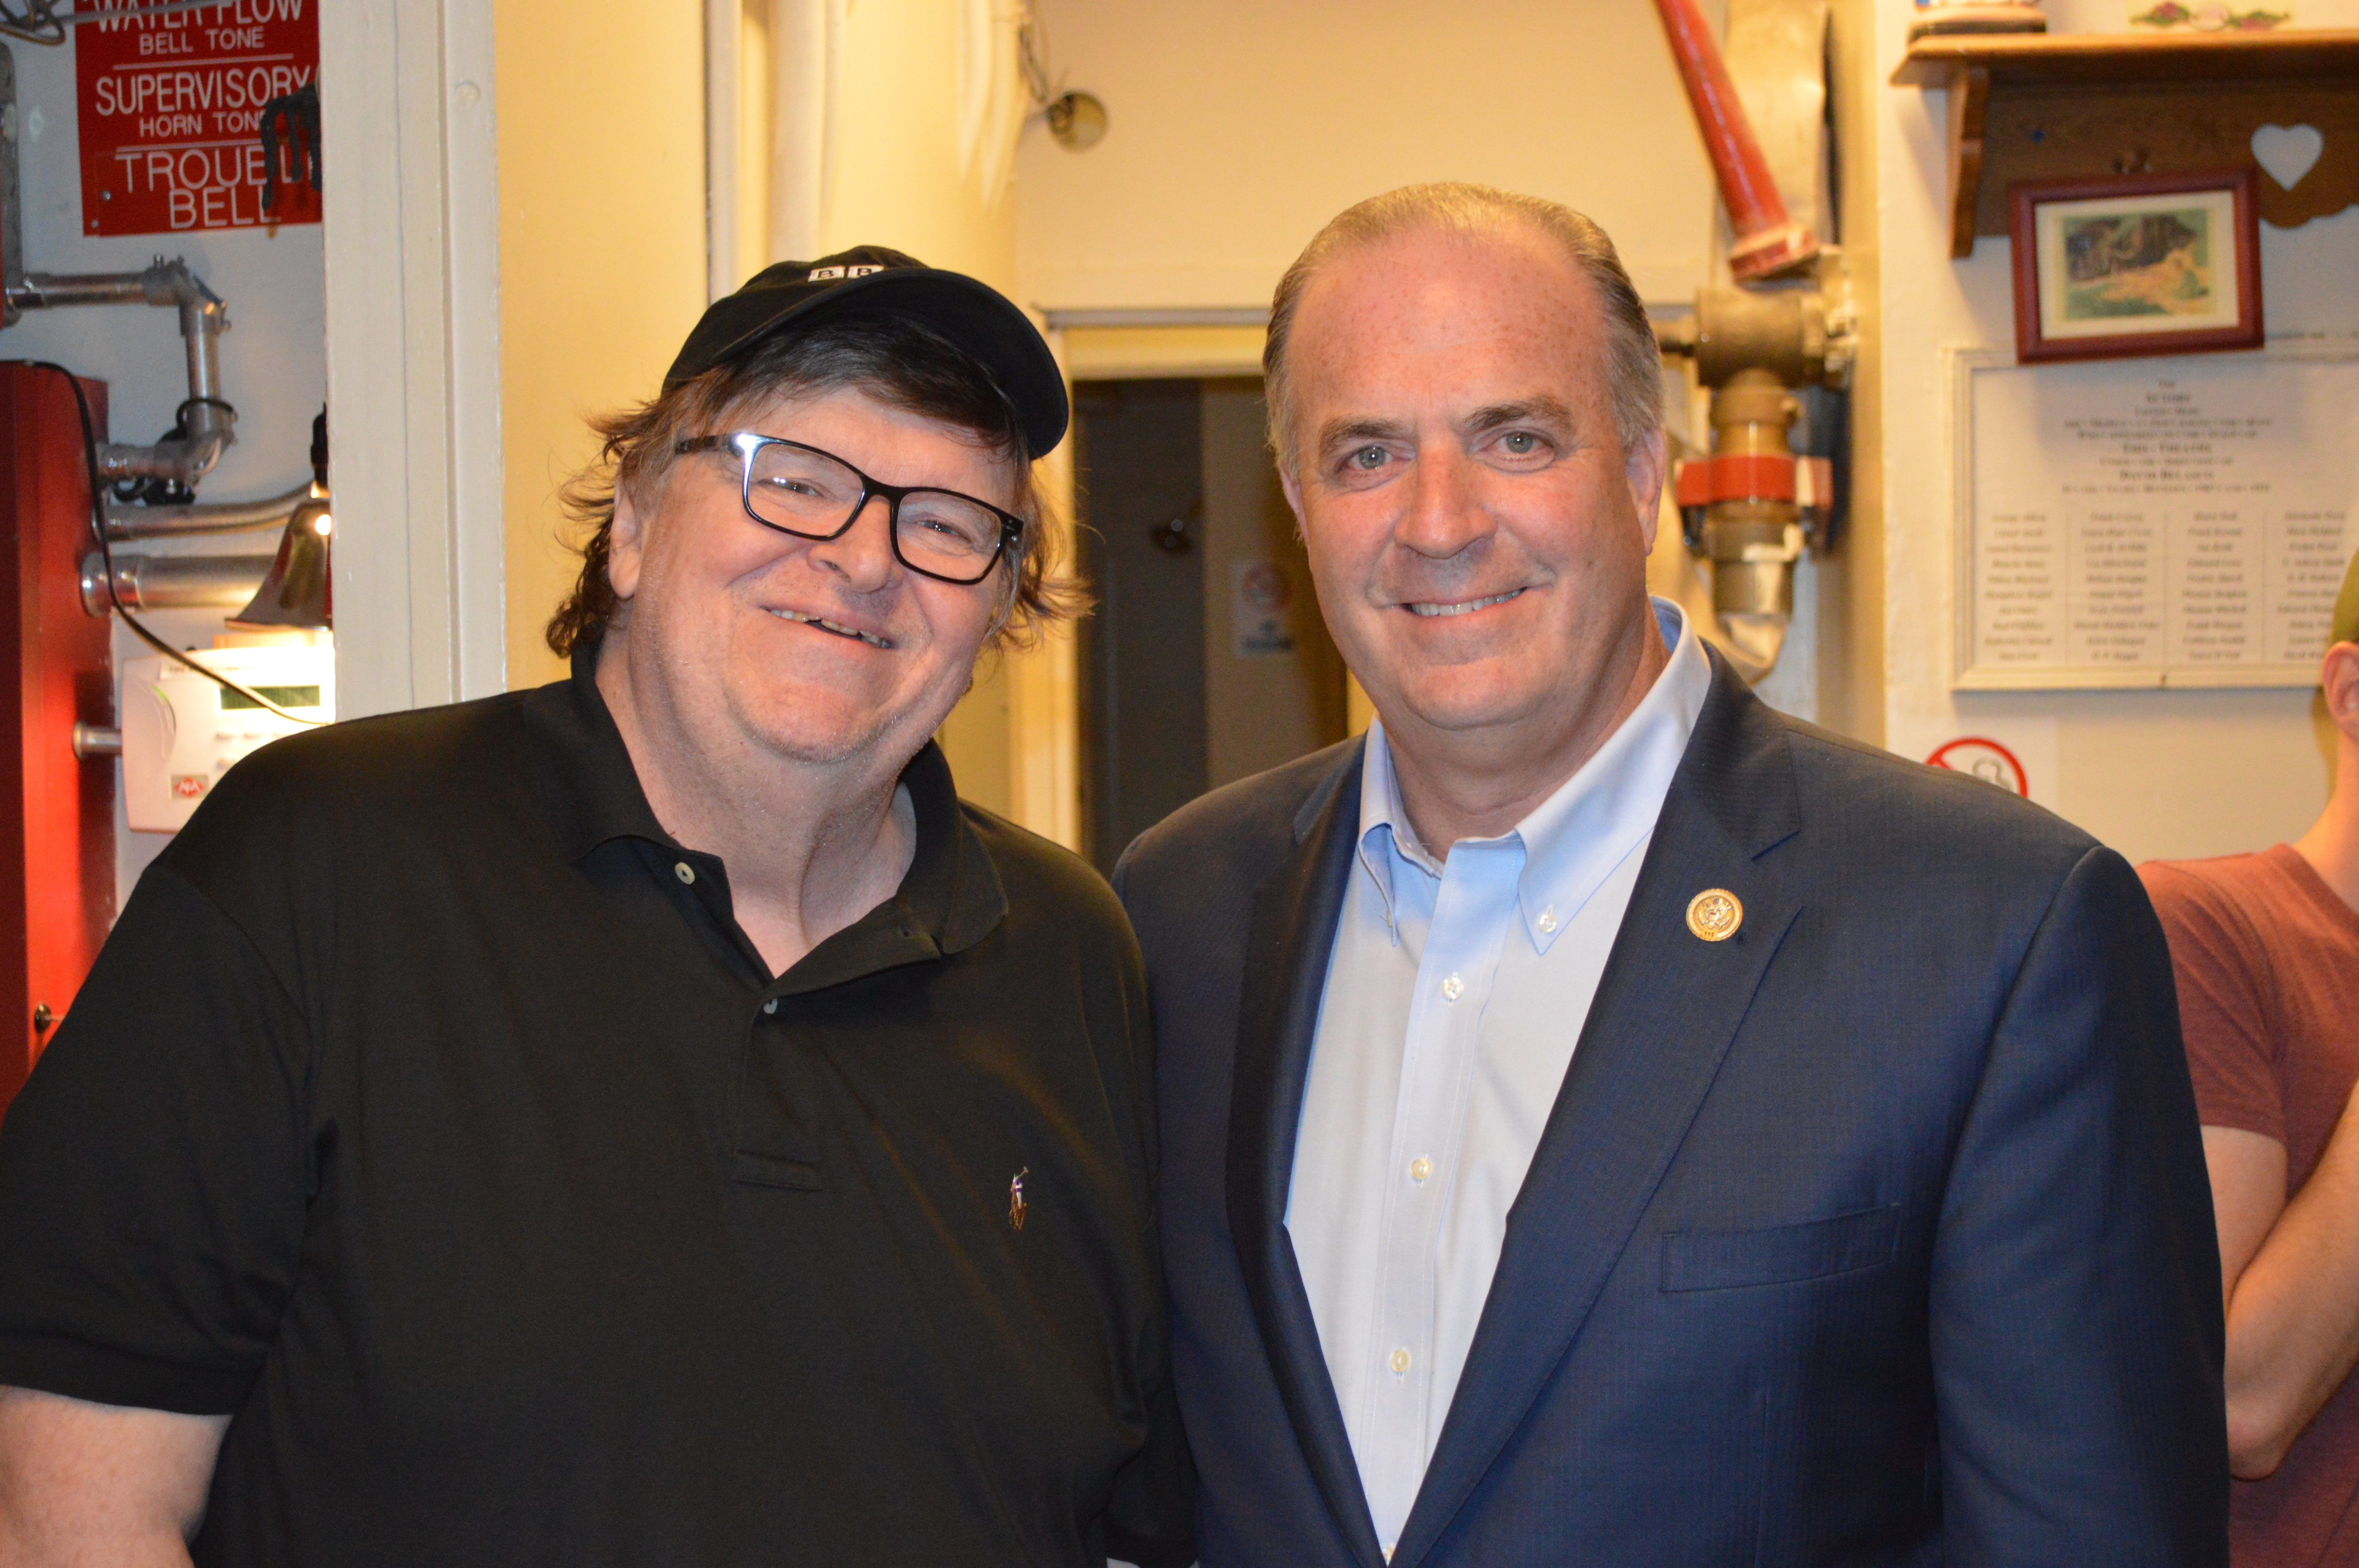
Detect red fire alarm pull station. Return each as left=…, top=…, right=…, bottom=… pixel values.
left=75, top=0, right=320, bottom=237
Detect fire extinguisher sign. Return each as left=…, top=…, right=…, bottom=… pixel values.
left=75, top=0, right=319, bottom=237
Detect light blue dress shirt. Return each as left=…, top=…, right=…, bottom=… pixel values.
left=1284, top=598, right=1711, bottom=1556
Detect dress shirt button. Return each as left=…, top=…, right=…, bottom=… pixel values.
left=1441, top=973, right=1464, bottom=1001
left=1389, top=1347, right=1412, bottom=1375
left=1409, top=1156, right=1432, bottom=1183
left=673, top=861, right=696, bottom=885
left=762, top=998, right=778, bottom=1015
left=1537, top=907, right=1559, bottom=934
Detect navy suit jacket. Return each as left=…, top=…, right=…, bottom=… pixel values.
left=1114, top=653, right=2227, bottom=1567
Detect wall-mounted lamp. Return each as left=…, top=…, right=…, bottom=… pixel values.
left=1019, top=6, right=1106, bottom=152
left=1045, top=91, right=1108, bottom=152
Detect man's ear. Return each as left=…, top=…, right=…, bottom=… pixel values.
left=1625, top=427, right=1669, bottom=554
left=1278, top=460, right=1307, bottom=532
left=2324, top=642, right=2359, bottom=739
left=607, top=486, right=648, bottom=603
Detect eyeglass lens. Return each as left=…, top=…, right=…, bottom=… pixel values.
left=745, top=441, right=1005, bottom=581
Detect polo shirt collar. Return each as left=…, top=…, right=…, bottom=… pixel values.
left=1353, top=596, right=1711, bottom=953
left=524, top=649, right=674, bottom=859
left=523, top=647, right=1006, bottom=964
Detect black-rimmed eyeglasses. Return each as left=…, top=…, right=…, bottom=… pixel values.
left=675, top=432, right=1023, bottom=586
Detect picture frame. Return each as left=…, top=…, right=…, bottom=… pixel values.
left=2008, top=170, right=2264, bottom=365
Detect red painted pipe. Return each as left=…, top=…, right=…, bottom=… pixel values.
left=1650, top=0, right=1817, bottom=279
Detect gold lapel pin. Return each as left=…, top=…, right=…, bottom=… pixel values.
left=1009, top=1167, right=1029, bottom=1232
left=1686, top=888, right=1743, bottom=942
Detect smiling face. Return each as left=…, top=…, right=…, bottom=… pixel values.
left=602, top=385, right=1016, bottom=775
left=1279, top=222, right=1668, bottom=769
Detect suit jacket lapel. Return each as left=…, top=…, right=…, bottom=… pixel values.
left=1390, top=654, right=1807, bottom=1568
left=1225, top=740, right=1390, bottom=1568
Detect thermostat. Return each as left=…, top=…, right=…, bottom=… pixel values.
left=120, top=644, right=336, bottom=833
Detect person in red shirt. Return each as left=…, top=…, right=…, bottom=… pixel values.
left=2142, top=547, right=2359, bottom=1567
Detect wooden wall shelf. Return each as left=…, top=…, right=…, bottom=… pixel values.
left=1892, top=31, right=2359, bottom=256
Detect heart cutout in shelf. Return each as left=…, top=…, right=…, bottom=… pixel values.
left=2253, top=123, right=2324, bottom=191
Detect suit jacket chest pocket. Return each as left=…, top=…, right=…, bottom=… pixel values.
left=1659, top=1203, right=1902, bottom=1292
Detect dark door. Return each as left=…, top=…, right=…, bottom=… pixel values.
left=1075, top=379, right=1207, bottom=872
left=1076, top=377, right=1349, bottom=874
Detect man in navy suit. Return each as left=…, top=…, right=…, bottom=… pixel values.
left=1115, top=183, right=2226, bottom=1566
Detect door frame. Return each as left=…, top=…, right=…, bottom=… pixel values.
left=319, top=0, right=506, bottom=717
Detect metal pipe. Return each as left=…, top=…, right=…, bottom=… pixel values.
left=7, top=259, right=237, bottom=486
left=80, top=551, right=273, bottom=617
left=1, top=50, right=26, bottom=325
left=1648, top=0, right=1817, bottom=281
left=9, top=272, right=146, bottom=308
left=71, top=724, right=122, bottom=760
left=107, top=482, right=318, bottom=541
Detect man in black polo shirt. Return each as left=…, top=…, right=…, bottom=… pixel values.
left=0, top=250, right=1191, bottom=1568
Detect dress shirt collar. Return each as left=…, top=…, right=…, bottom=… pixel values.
left=1355, top=597, right=1711, bottom=953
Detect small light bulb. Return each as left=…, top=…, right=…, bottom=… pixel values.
left=313, top=514, right=333, bottom=537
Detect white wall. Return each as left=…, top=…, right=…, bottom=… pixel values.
left=4, top=34, right=327, bottom=904
left=1013, top=0, right=1725, bottom=313
left=5, top=39, right=323, bottom=506
left=1867, top=5, right=2355, bottom=862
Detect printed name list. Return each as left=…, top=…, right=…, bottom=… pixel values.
left=1966, top=356, right=2356, bottom=687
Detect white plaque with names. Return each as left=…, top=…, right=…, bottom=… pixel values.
left=1952, top=348, right=2358, bottom=690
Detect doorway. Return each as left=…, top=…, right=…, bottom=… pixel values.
left=1073, top=377, right=1349, bottom=873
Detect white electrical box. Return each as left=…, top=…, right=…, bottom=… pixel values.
left=120, top=643, right=336, bottom=833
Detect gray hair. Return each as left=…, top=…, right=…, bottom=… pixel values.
left=1261, top=182, right=1664, bottom=473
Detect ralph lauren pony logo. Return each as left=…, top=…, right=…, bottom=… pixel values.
left=1009, top=1168, right=1029, bottom=1232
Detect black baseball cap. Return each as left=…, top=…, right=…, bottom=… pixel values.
left=665, top=245, right=1068, bottom=457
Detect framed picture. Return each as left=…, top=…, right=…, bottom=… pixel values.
left=2009, top=170, right=2264, bottom=365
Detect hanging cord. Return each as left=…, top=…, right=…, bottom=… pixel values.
left=1016, top=3, right=1056, bottom=108
left=10, top=361, right=327, bottom=727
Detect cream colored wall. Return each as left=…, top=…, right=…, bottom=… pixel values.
left=1014, top=0, right=1726, bottom=314
left=774, top=0, right=1066, bottom=828
left=495, top=0, right=710, bottom=693
left=1865, top=5, right=2353, bottom=861
left=494, top=0, right=1069, bottom=831
left=812, top=0, right=1030, bottom=821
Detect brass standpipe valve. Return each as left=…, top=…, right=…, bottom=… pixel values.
left=1656, top=255, right=1854, bottom=675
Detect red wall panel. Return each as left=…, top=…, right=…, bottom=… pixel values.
left=0, top=364, right=118, bottom=1112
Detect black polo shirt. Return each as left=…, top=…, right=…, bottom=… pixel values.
left=0, top=655, right=1191, bottom=1568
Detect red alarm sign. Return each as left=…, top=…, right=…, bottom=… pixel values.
left=75, top=0, right=319, bottom=237
left=1925, top=736, right=2031, bottom=798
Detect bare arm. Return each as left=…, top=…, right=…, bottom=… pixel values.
left=0, top=1387, right=226, bottom=1567
left=2208, top=1081, right=2359, bottom=1478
